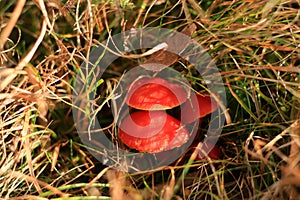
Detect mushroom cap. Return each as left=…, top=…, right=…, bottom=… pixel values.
left=118, top=111, right=189, bottom=153
left=126, top=77, right=188, bottom=110
left=181, top=92, right=220, bottom=124
left=192, top=142, right=220, bottom=160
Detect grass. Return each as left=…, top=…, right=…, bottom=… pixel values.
left=0, top=0, right=300, bottom=199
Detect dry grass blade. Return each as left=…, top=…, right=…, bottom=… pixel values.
left=0, top=19, right=47, bottom=91
left=33, top=0, right=52, bottom=29
left=23, top=109, right=42, bottom=194
left=0, top=169, right=69, bottom=197
left=187, top=0, right=206, bottom=18
left=0, top=0, right=26, bottom=50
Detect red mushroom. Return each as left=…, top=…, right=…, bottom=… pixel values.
left=181, top=92, right=220, bottom=124
left=192, top=142, right=220, bottom=160
left=118, top=111, right=189, bottom=153
left=126, top=77, right=188, bottom=110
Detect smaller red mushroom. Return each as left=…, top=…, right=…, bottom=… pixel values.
left=126, top=77, right=188, bottom=110
left=181, top=92, right=220, bottom=124
left=118, top=111, right=189, bottom=153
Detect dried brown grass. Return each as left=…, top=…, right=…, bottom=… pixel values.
left=0, top=0, right=299, bottom=199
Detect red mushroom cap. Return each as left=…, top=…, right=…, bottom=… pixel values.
left=192, top=142, right=220, bottom=160
left=118, top=111, right=189, bottom=153
left=181, top=92, right=220, bottom=124
left=126, top=77, right=188, bottom=110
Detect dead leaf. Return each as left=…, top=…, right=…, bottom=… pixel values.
left=106, top=170, right=126, bottom=200
left=140, top=23, right=197, bottom=72
left=51, top=143, right=61, bottom=172
left=86, top=186, right=101, bottom=196
left=36, top=97, right=49, bottom=122
left=160, top=168, right=175, bottom=200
